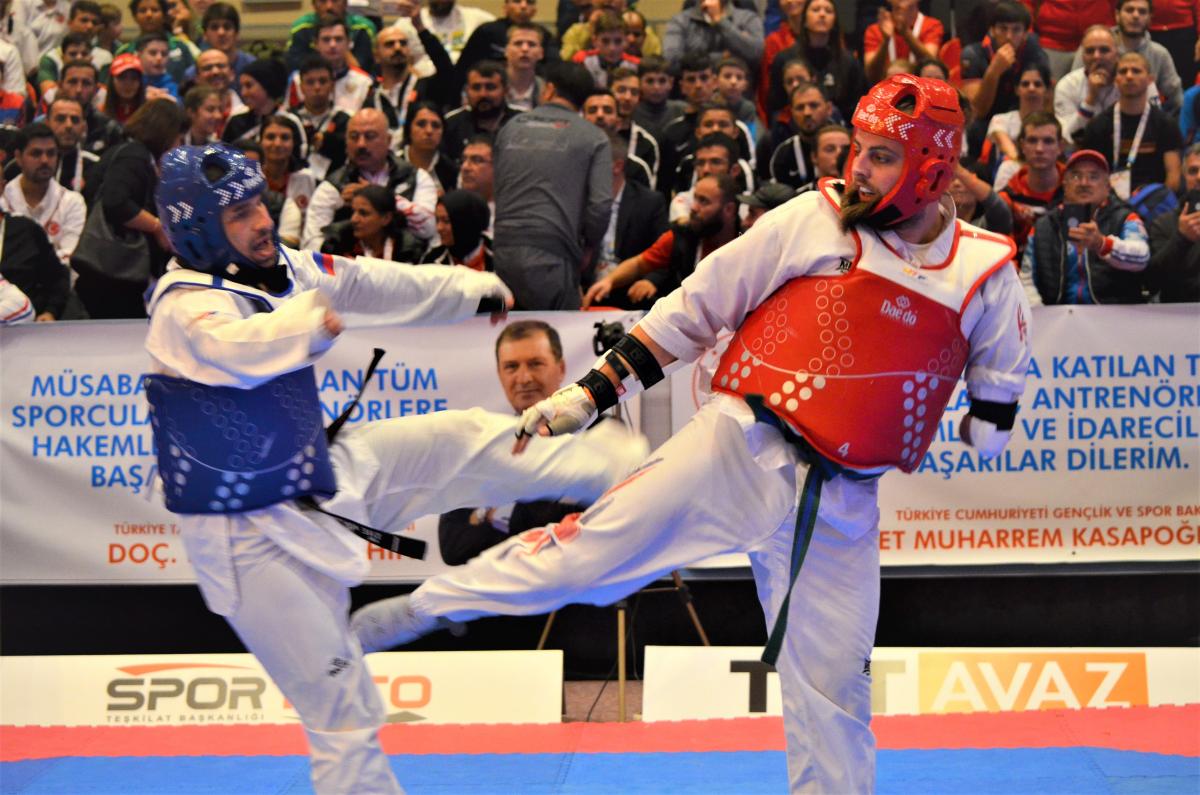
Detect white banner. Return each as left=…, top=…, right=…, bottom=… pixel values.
left=670, top=305, right=1200, bottom=566
left=642, top=645, right=1200, bottom=721
left=0, top=650, right=563, bottom=727
left=0, top=311, right=639, bottom=585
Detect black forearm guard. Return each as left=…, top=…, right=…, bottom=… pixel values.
left=611, top=333, right=665, bottom=388
left=968, top=399, right=1019, bottom=431
left=578, top=368, right=620, bottom=414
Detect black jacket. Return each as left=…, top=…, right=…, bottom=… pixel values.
left=1030, top=196, right=1147, bottom=304
left=1147, top=208, right=1200, bottom=302
left=0, top=214, right=70, bottom=318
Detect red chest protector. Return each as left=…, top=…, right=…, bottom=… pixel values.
left=713, top=182, right=1015, bottom=473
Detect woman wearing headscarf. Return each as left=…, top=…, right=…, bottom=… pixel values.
left=420, top=189, right=492, bottom=271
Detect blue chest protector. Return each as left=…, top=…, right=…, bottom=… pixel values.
left=144, top=277, right=337, bottom=515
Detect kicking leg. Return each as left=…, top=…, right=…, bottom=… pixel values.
left=353, top=402, right=798, bottom=650
left=323, top=409, right=648, bottom=532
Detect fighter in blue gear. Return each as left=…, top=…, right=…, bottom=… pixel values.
left=143, top=145, right=649, bottom=794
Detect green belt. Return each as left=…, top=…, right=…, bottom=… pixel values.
left=743, top=395, right=878, bottom=666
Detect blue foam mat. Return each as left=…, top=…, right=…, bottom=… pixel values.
left=2, top=749, right=1197, bottom=794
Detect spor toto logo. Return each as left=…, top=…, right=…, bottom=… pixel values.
left=105, top=663, right=271, bottom=720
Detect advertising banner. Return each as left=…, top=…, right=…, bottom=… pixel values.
left=641, top=645, right=1200, bottom=721
left=0, top=650, right=564, bottom=727
left=670, top=305, right=1200, bottom=566
left=0, top=311, right=639, bottom=584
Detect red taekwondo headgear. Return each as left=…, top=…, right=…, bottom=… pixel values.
left=847, top=74, right=964, bottom=227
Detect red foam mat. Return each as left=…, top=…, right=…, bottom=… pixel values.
left=3, top=705, right=1196, bottom=762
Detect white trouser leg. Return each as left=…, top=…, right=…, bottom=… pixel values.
left=323, top=409, right=646, bottom=532
left=225, top=527, right=402, bottom=795
left=410, top=403, right=798, bottom=621
left=748, top=510, right=880, bottom=794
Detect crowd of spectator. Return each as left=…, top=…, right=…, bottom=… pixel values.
left=1, top=0, right=1197, bottom=324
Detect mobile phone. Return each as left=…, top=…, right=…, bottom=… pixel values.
left=1062, top=203, right=1094, bottom=229
left=1184, top=190, right=1200, bottom=213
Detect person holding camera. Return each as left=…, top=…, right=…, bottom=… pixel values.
left=1146, top=142, right=1200, bottom=302
left=1022, top=148, right=1151, bottom=305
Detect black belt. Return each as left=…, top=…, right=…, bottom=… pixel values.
left=298, top=348, right=428, bottom=560
left=743, top=395, right=878, bottom=666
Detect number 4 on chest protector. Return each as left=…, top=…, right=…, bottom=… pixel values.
left=144, top=366, right=336, bottom=514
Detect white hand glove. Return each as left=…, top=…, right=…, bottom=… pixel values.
left=961, top=415, right=1012, bottom=459
left=480, top=272, right=514, bottom=307
left=517, top=383, right=598, bottom=440
left=395, top=195, right=437, bottom=239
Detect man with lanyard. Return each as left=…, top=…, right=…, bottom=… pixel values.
left=44, top=96, right=98, bottom=193
left=1082, top=50, right=1183, bottom=200
left=292, top=56, right=351, bottom=180
left=351, top=75, right=1033, bottom=793
left=372, top=3, right=457, bottom=143
left=144, top=143, right=648, bottom=794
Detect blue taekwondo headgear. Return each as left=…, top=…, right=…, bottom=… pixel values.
left=156, top=144, right=273, bottom=273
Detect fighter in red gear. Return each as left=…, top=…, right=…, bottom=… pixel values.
left=353, top=75, right=1032, bottom=792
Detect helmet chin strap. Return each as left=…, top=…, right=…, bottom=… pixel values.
left=221, top=237, right=289, bottom=294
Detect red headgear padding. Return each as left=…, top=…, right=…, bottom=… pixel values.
left=846, top=75, right=964, bottom=227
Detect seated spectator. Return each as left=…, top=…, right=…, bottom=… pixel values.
left=1054, top=25, right=1160, bottom=146
left=947, top=163, right=1014, bottom=236
left=961, top=1, right=1049, bottom=133
left=630, top=55, right=683, bottom=136
left=224, top=58, right=308, bottom=158
left=102, top=52, right=145, bottom=123
left=289, top=15, right=375, bottom=115
left=757, top=81, right=831, bottom=189
left=607, top=67, right=659, bottom=189
left=1022, top=148, right=1150, bottom=305
left=290, top=56, right=350, bottom=179
left=987, top=63, right=1050, bottom=165
left=999, top=110, right=1066, bottom=256
left=587, top=131, right=667, bottom=285
left=436, top=320, right=583, bottom=566
left=254, top=114, right=317, bottom=246
left=321, top=182, right=422, bottom=260
left=862, top=0, right=943, bottom=84
left=182, top=83, right=220, bottom=143
left=137, top=32, right=181, bottom=100
left=168, top=0, right=197, bottom=47
left=913, top=56, right=950, bottom=81
left=1032, top=0, right=1114, bottom=82
left=457, top=133, right=493, bottom=230
left=586, top=86, right=659, bottom=192
left=421, top=188, right=492, bottom=269
left=285, top=0, right=376, bottom=74
left=456, top=0, right=555, bottom=80
left=659, top=52, right=716, bottom=190
left=792, top=122, right=849, bottom=192
left=504, top=21, right=544, bottom=110
left=0, top=59, right=34, bottom=126
left=73, top=98, right=183, bottom=318
left=663, top=0, right=762, bottom=74
left=761, top=0, right=863, bottom=124
left=715, top=55, right=760, bottom=143
left=1145, top=142, right=1200, bottom=302
left=738, top=180, right=797, bottom=229
left=621, top=9, right=660, bottom=59
left=442, top=60, right=520, bottom=162
left=669, top=131, right=746, bottom=223
left=187, top=2, right=253, bottom=79
left=43, top=97, right=99, bottom=192
left=670, top=101, right=754, bottom=194
left=0, top=169, right=69, bottom=322
left=1081, top=51, right=1183, bottom=199
left=117, top=0, right=195, bottom=85
left=303, top=107, right=437, bottom=251
left=571, top=11, right=638, bottom=88
left=54, top=61, right=124, bottom=155
left=558, top=0, right=616, bottom=60
left=584, top=173, right=740, bottom=308
left=14, top=0, right=70, bottom=66
left=38, top=24, right=109, bottom=97
left=402, top=100, right=456, bottom=191
left=191, top=48, right=243, bottom=135
left=420, top=0, right=495, bottom=65
left=1070, top=0, right=1183, bottom=116
left=375, top=9, right=456, bottom=134
left=96, top=2, right=123, bottom=53
left=0, top=122, right=85, bottom=272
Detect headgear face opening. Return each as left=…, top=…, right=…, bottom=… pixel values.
left=845, top=75, right=964, bottom=228
left=156, top=144, right=273, bottom=273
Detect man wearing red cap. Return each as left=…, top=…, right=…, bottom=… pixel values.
left=353, top=75, right=1033, bottom=792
